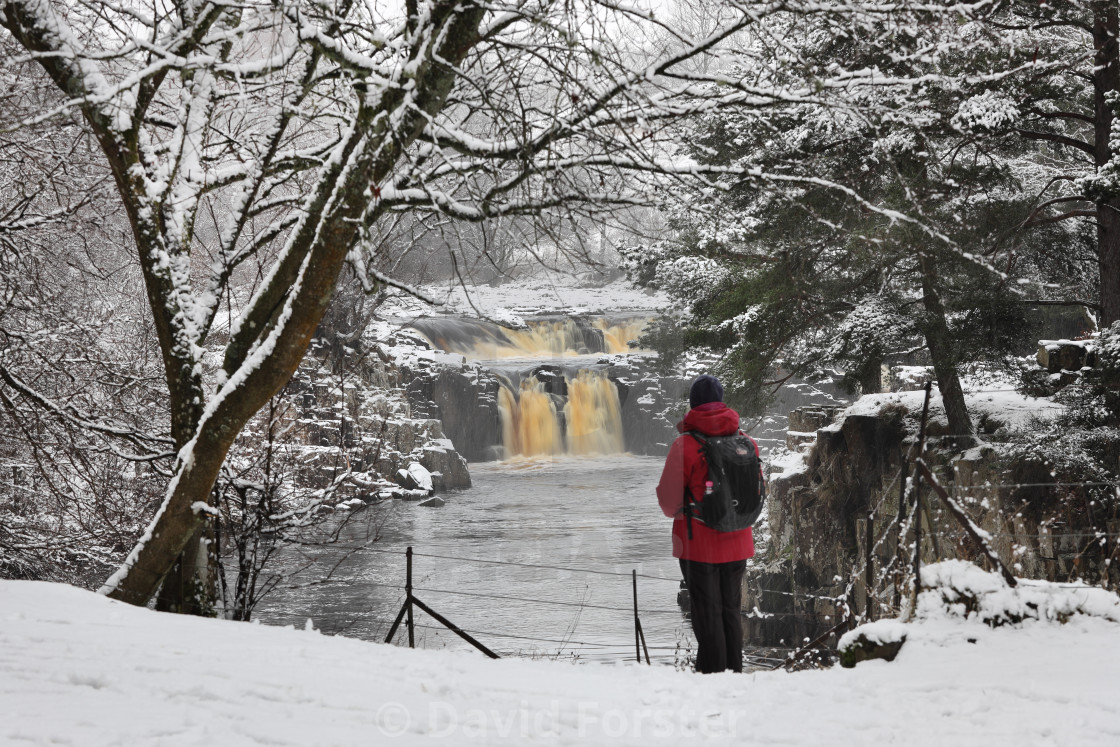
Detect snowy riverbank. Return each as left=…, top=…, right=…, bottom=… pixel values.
left=3, top=576, right=1118, bottom=746
left=380, top=276, right=669, bottom=323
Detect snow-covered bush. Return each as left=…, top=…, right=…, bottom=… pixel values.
left=653, top=256, right=730, bottom=303
left=916, top=560, right=1120, bottom=627
left=840, top=560, right=1120, bottom=667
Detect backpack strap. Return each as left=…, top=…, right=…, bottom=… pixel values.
left=682, top=431, right=708, bottom=540
left=738, top=431, right=766, bottom=501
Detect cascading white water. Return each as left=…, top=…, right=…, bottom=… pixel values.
left=497, top=377, right=563, bottom=457
left=496, top=370, right=624, bottom=458
left=562, top=370, right=624, bottom=456
left=411, top=317, right=648, bottom=359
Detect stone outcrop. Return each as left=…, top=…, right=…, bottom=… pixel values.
left=745, top=403, right=907, bottom=647
left=278, top=340, right=473, bottom=502
left=607, top=358, right=689, bottom=456
left=786, top=406, right=843, bottom=451
left=746, top=386, right=1117, bottom=648
left=400, top=357, right=505, bottom=462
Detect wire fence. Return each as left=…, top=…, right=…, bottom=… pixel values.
left=269, top=496, right=1118, bottom=669
left=274, top=543, right=700, bottom=666
left=262, top=397, right=1118, bottom=670
left=272, top=542, right=852, bottom=665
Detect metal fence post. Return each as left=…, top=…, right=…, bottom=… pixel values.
left=632, top=570, right=651, bottom=665
left=406, top=546, right=415, bottom=648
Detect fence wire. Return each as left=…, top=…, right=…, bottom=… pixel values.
left=264, top=460, right=1118, bottom=664
left=273, top=545, right=836, bottom=663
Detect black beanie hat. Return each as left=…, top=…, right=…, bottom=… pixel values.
left=689, top=375, right=724, bottom=409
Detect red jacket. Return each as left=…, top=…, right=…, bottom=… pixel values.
left=656, top=402, right=756, bottom=563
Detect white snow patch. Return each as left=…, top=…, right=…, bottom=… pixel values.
left=381, top=277, right=668, bottom=319
left=827, top=388, right=1063, bottom=434
left=2, top=579, right=1119, bottom=744
left=768, top=450, right=809, bottom=478
left=489, top=307, right=528, bottom=330
left=917, top=559, right=1120, bottom=626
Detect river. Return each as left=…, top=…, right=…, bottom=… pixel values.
left=256, top=454, right=698, bottom=665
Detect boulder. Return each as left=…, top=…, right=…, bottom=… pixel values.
left=420, top=440, right=471, bottom=490
left=839, top=625, right=907, bottom=668
left=406, top=462, right=433, bottom=493
left=1037, top=340, right=1092, bottom=373
left=395, top=468, right=420, bottom=491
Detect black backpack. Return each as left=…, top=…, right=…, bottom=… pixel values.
left=684, top=431, right=765, bottom=536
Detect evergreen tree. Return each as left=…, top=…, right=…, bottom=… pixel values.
left=974, top=0, right=1120, bottom=326
left=632, top=8, right=1077, bottom=439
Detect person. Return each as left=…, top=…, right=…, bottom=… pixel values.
left=656, top=374, right=758, bottom=673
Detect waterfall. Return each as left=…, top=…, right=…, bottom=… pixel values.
left=410, top=317, right=648, bottom=359
left=593, top=318, right=649, bottom=355
left=408, top=314, right=647, bottom=459
left=564, top=370, right=624, bottom=455
left=496, top=370, right=625, bottom=458
left=498, top=377, right=564, bottom=457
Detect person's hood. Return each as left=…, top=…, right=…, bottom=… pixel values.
left=677, top=402, right=740, bottom=437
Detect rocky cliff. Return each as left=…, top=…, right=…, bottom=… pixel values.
left=747, top=383, right=1118, bottom=648
left=273, top=336, right=473, bottom=502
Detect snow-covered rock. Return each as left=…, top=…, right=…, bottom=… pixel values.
left=840, top=561, right=1120, bottom=667
left=407, top=462, right=434, bottom=493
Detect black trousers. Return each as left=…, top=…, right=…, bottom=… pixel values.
left=679, top=558, right=746, bottom=674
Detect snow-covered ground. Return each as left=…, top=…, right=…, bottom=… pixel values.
left=381, top=275, right=668, bottom=321
left=3, top=573, right=1118, bottom=746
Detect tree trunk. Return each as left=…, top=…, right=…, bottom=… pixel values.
left=859, top=356, right=883, bottom=395
left=918, top=254, right=974, bottom=444
left=154, top=525, right=216, bottom=615
left=1093, top=1, right=1120, bottom=326
left=1097, top=200, right=1120, bottom=327
left=153, top=381, right=215, bottom=614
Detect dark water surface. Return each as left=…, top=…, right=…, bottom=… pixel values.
left=257, top=455, right=697, bottom=664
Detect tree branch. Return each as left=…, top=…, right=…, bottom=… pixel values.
left=1015, top=128, right=1094, bottom=156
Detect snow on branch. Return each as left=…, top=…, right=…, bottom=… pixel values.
left=0, top=363, right=175, bottom=455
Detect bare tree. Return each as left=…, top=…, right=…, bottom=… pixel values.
left=0, top=38, right=173, bottom=584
